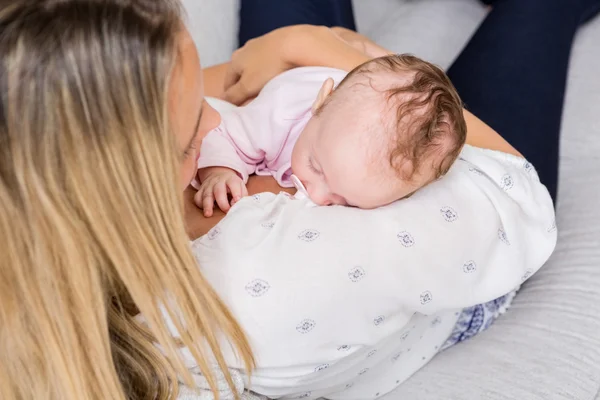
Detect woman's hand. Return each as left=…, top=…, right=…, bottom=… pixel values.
left=223, top=25, right=374, bottom=105
left=329, top=27, right=392, bottom=59
left=222, top=26, right=296, bottom=105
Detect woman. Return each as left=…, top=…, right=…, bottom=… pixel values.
left=0, top=1, right=584, bottom=400
left=0, top=2, right=251, bottom=399
left=0, top=3, right=464, bottom=399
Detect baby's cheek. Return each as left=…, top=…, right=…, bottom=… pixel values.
left=291, top=166, right=308, bottom=190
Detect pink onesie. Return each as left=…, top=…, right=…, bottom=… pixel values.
left=197, top=67, right=348, bottom=187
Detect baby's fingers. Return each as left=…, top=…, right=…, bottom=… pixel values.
left=201, top=189, right=215, bottom=217
left=213, top=181, right=231, bottom=213
left=227, top=178, right=246, bottom=205
left=194, top=187, right=213, bottom=217
left=194, top=189, right=204, bottom=209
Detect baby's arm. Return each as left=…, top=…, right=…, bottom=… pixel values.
left=194, top=127, right=255, bottom=216
left=195, top=77, right=295, bottom=215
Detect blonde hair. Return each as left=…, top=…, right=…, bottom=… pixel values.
left=0, top=1, right=253, bottom=399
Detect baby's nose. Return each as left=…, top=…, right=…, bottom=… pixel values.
left=308, top=191, right=331, bottom=206
left=318, top=197, right=334, bottom=206
left=303, top=183, right=331, bottom=206
left=309, top=188, right=338, bottom=206
left=329, top=193, right=347, bottom=206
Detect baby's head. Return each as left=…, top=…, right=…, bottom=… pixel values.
left=291, top=54, right=467, bottom=208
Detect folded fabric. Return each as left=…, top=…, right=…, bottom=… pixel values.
left=178, top=368, right=266, bottom=400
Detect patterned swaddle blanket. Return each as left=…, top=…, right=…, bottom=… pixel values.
left=178, top=289, right=517, bottom=399
left=179, top=139, right=555, bottom=399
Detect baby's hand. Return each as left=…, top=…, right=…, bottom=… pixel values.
left=195, top=167, right=248, bottom=217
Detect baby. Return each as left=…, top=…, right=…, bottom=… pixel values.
left=195, top=54, right=467, bottom=216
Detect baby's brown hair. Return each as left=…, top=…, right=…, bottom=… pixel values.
left=335, top=54, right=467, bottom=182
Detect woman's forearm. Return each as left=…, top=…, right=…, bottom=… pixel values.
left=463, top=110, right=522, bottom=157
left=285, top=25, right=371, bottom=72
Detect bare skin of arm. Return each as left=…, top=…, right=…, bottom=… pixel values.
left=463, top=109, right=522, bottom=157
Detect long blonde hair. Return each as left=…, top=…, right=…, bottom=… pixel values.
left=0, top=1, right=253, bottom=399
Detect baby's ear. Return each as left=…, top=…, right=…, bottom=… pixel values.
left=311, top=78, right=335, bottom=114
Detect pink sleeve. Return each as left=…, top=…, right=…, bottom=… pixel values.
left=195, top=93, right=288, bottom=185
left=197, top=124, right=258, bottom=183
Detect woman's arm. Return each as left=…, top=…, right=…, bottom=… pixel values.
left=217, top=25, right=521, bottom=157
left=463, top=109, right=522, bottom=157
left=220, top=25, right=371, bottom=105
left=204, top=26, right=370, bottom=104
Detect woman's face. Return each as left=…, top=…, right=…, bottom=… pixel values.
left=170, top=29, right=221, bottom=190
